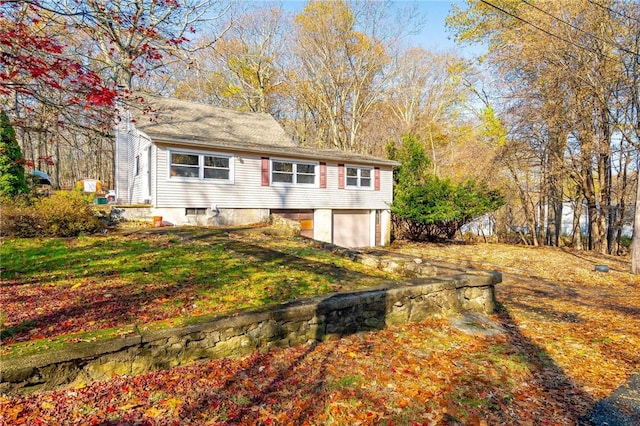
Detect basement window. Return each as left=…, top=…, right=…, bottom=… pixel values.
left=185, top=208, right=207, bottom=216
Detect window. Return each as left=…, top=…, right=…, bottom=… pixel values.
left=203, top=155, right=230, bottom=180
left=169, top=150, right=233, bottom=182
left=186, top=208, right=207, bottom=215
left=134, top=155, right=140, bottom=176
left=272, top=161, right=294, bottom=183
left=271, top=160, right=317, bottom=186
left=171, top=153, right=199, bottom=178
left=345, top=166, right=372, bottom=189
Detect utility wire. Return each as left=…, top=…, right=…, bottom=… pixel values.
left=586, top=0, right=640, bottom=25
left=520, top=0, right=638, bottom=57
left=479, top=0, right=616, bottom=60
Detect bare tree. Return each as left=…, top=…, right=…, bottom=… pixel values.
left=52, top=0, right=232, bottom=90
left=449, top=0, right=636, bottom=254
left=290, top=0, right=419, bottom=153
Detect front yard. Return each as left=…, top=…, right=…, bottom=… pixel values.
left=1, top=226, right=638, bottom=425
left=0, top=227, right=395, bottom=358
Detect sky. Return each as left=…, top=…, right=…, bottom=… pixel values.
left=413, top=0, right=486, bottom=57
left=277, top=0, right=483, bottom=57
left=409, top=0, right=462, bottom=51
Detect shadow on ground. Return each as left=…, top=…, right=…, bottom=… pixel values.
left=582, top=373, right=640, bottom=426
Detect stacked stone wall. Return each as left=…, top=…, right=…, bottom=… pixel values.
left=1, top=272, right=500, bottom=395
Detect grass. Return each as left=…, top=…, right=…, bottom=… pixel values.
left=0, top=226, right=397, bottom=358
left=1, top=231, right=638, bottom=424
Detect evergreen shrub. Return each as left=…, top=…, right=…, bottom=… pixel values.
left=388, top=134, right=504, bottom=241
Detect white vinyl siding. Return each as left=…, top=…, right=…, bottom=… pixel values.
left=123, top=128, right=152, bottom=204
left=114, top=129, right=132, bottom=204
left=154, top=147, right=393, bottom=210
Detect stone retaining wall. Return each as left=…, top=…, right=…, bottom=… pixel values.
left=0, top=271, right=500, bottom=396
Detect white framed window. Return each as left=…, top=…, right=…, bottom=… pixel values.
left=271, top=159, right=317, bottom=186
left=186, top=207, right=207, bottom=215
left=168, top=150, right=233, bottom=183
left=345, top=166, right=373, bottom=189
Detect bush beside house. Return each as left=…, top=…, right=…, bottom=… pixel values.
left=388, top=135, right=504, bottom=241
left=0, top=191, right=104, bottom=238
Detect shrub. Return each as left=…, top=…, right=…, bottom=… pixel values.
left=0, top=195, right=40, bottom=237
left=388, top=134, right=504, bottom=242
left=392, top=177, right=504, bottom=241
left=0, top=110, right=29, bottom=197
left=0, top=191, right=104, bottom=237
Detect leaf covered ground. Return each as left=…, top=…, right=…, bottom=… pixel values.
left=1, top=230, right=639, bottom=425
left=0, top=227, right=394, bottom=357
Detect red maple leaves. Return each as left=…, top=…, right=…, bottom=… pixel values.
left=0, top=2, right=116, bottom=107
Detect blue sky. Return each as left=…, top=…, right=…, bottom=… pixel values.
left=276, top=0, right=482, bottom=57
left=410, top=0, right=462, bottom=50
left=410, top=0, right=485, bottom=57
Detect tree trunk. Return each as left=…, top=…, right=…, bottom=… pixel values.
left=571, top=197, right=584, bottom=250
left=509, top=164, right=539, bottom=246
left=583, top=161, right=608, bottom=254
left=545, top=131, right=564, bottom=246
left=54, top=142, right=61, bottom=190
left=632, top=171, right=640, bottom=274
left=599, top=113, right=614, bottom=254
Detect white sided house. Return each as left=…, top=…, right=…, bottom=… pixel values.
left=114, top=94, right=397, bottom=247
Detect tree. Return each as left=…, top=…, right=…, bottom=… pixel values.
left=54, top=0, right=232, bottom=90
left=387, top=48, right=471, bottom=175
left=0, top=110, right=29, bottom=197
left=0, top=1, right=116, bottom=107
left=170, top=5, right=288, bottom=116
left=389, top=135, right=504, bottom=241
left=291, top=0, right=416, bottom=153
left=448, top=0, right=635, bottom=255
left=2, top=0, right=231, bottom=191
left=633, top=171, right=640, bottom=274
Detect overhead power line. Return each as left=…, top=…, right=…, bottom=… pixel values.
left=586, top=0, right=640, bottom=25
left=478, top=0, right=616, bottom=60
left=520, top=0, right=638, bottom=57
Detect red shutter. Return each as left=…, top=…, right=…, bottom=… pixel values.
left=320, top=162, right=327, bottom=188
left=261, top=157, right=269, bottom=186
left=374, top=167, right=380, bottom=191
left=338, top=164, right=345, bottom=189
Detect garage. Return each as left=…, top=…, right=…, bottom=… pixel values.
left=332, top=210, right=371, bottom=248
left=271, top=209, right=314, bottom=238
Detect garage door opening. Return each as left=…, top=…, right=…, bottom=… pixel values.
left=271, top=209, right=314, bottom=238
left=333, top=210, right=370, bottom=248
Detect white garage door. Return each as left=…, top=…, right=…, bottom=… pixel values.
left=333, top=210, right=370, bottom=248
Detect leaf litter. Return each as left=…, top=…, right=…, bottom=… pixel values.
left=1, top=234, right=638, bottom=425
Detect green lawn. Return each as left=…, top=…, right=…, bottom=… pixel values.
left=0, top=226, right=397, bottom=358
left=2, top=228, right=638, bottom=424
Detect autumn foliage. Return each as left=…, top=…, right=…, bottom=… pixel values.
left=0, top=230, right=637, bottom=425
left=0, top=2, right=116, bottom=107
left=0, top=191, right=104, bottom=238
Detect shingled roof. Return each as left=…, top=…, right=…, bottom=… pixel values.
left=127, top=92, right=295, bottom=148
left=124, top=92, right=398, bottom=166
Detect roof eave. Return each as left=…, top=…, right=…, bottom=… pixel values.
left=149, top=133, right=400, bottom=167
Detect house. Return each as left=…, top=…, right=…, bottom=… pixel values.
left=114, top=93, right=398, bottom=247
